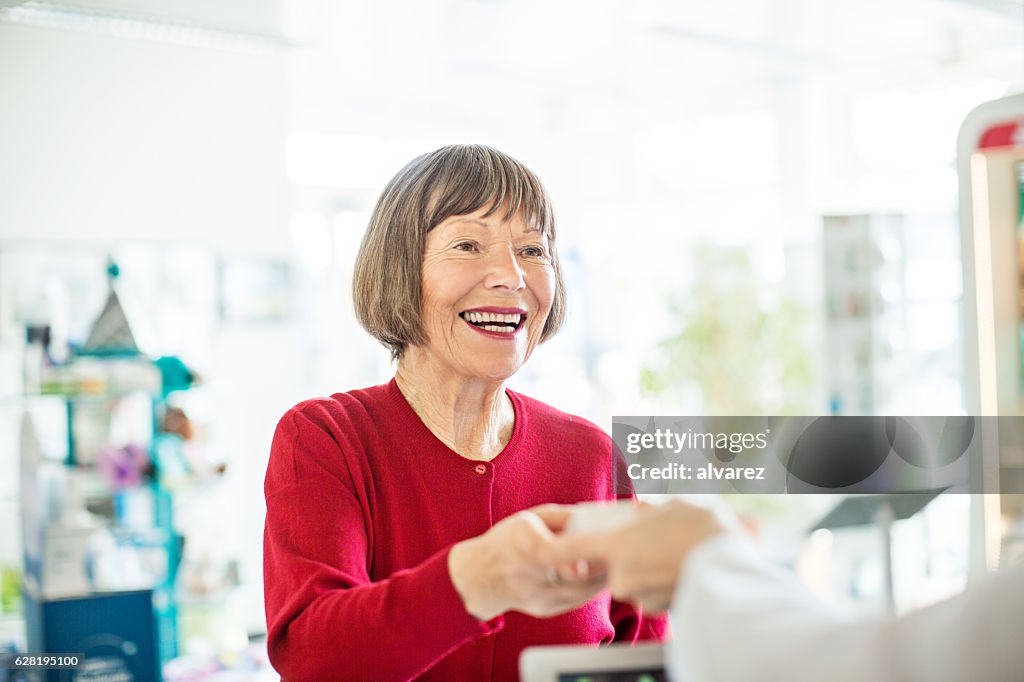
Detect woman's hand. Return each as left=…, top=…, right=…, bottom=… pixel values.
left=448, top=505, right=605, bottom=621
left=552, top=499, right=728, bottom=612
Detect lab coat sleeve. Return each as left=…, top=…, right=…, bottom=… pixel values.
left=668, top=534, right=1024, bottom=682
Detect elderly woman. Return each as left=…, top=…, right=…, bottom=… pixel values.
left=263, top=144, right=667, bottom=681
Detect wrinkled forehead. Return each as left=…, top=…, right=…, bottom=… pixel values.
left=435, top=211, right=549, bottom=241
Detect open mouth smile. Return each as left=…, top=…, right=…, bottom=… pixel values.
left=458, top=308, right=527, bottom=336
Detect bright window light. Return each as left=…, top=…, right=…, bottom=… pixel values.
left=289, top=210, right=332, bottom=273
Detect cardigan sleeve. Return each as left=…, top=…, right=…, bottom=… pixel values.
left=263, top=406, right=502, bottom=681
left=610, top=599, right=671, bottom=643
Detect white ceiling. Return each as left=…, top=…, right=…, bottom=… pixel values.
left=281, top=0, right=1023, bottom=138
left=4, top=0, right=1020, bottom=135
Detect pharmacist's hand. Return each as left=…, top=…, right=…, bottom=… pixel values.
left=552, top=500, right=728, bottom=612
left=448, top=505, right=605, bottom=621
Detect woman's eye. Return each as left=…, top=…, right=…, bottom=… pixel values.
left=454, top=241, right=479, bottom=252
left=520, top=246, right=547, bottom=258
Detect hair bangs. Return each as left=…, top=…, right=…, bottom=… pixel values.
left=425, top=146, right=555, bottom=238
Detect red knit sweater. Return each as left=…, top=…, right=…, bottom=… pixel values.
left=263, top=379, right=667, bottom=681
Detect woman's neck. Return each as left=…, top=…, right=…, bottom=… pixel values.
left=394, top=350, right=515, bottom=461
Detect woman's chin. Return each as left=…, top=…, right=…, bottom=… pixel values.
left=464, top=357, right=524, bottom=382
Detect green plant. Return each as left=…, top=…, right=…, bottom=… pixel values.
left=639, top=242, right=816, bottom=415
left=1, top=564, right=22, bottom=614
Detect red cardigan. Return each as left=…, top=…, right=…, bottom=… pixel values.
left=263, top=379, right=668, bottom=681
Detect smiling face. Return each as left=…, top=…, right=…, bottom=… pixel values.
left=416, top=205, right=556, bottom=382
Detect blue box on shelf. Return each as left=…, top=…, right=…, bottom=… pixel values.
left=22, top=588, right=160, bottom=682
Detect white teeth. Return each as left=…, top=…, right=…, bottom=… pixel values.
left=482, top=325, right=512, bottom=333
left=463, top=311, right=522, bottom=326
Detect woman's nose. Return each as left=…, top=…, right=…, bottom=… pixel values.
left=484, top=246, right=526, bottom=290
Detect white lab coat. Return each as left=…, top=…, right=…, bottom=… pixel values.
left=668, top=534, right=1024, bottom=682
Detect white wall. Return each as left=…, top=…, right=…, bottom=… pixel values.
left=0, top=21, right=288, bottom=253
